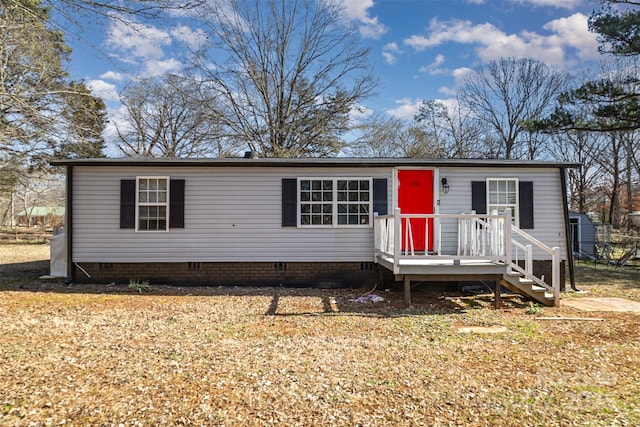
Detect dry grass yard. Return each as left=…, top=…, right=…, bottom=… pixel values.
left=1, top=237, right=639, bottom=426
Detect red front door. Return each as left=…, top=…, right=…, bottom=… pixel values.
left=398, top=170, right=434, bottom=252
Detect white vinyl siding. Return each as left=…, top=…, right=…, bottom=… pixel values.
left=71, top=166, right=391, bottom=263
left=436, top=167, right=567, bottom=260
left=70, top=165, right=567, bottom=263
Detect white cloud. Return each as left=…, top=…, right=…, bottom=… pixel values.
left=100, top=71, right=125, bottom=81
left=144, top=58, right=183, bottom=77
left=382, top=42, right=402, bottom=65
left=475, top=28, right=566, bottom=65
left=438, top=67, right=473, bottom=96
left=403, top=13, right=598, bottom=67
left=87, top=79, right=119, bottom=101
left=438, top=86, right=457, bottom=96
left=453, top=67, right=473, bottom=82
left=171, top=25, right=208, bottom=51
left=419, top=53, right=446, bottom=75
left=512, top=0, right=582, bottom=9
left=543, top=13, right=599, bottom=61
left=386, top=97, right=421, bottom=120
left=106, top=17, right=171, bottom=60
left=349, top=103, right=373, bottom=123
left=343, top=0, right=388, bottom=39
left=433, top=97, right=462, bottom=114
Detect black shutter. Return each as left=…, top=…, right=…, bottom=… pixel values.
left=471, top=181, right=487, bottom=214
left=282, top=178, right=297, bottom=227
left=519, top=181, right=534, bottom=229
left=169, top=179, right=185, bottom=228
left=120, top=180, right=136, bottom=229
left=373, top=178, right=388, bottom=215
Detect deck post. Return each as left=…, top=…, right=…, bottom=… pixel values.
left=457, top=217, right=463, bottom=255
left=373, top=212, right=379, bottom=262
left=393, top=208, right=401, bottom=274
left=404, top=275, right=411, bottom=307
left=504, top=209, right=512, bottom=266
left=494, top=277, right=502, bottom=309
left=470, top=210, right=476, bottom=256
left=552, top=247, right=561, bottom=307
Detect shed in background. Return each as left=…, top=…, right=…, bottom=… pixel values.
left=569, top=212, right=596, bottom=260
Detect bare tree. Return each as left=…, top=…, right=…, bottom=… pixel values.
left=622, top=131, right=640, bottom=228
left=553, top=64, right=640, bottom=223
left=600, top=132, right=626, bottom=226
left=348, top=113, right=433, bottom=158
left=38, top=0, right=205, bottom=37
left=0, top=166, right=63, bottom=228
left=414, top=99, right=489, bottom=159
left=550, top=130, right=607, bottom=213
left=189, top=0, right=376, bottom=157
left=459, top=57, right=568, bottom=159
left=115, top=74, right=223, bottom=158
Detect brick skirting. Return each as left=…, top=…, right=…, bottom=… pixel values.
left=72, top=261, right=392, bottom=288
left=71, top=260, right=564, bottom=289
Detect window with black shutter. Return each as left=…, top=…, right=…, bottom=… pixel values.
left=120, top=177, right=185, bottom=231
left=120, top=180, right=136, bottom=229
left=169, top=179, right=185, bottom=228
left=373, top=178, right=388, bottom=216
left=471, top=179, right=534, bottom=229
left=281, top=177, right=387, bottom=227
left=282, top=178, right=297, bottom=227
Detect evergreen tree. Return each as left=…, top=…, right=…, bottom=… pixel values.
left=0, top=0, right=106, bottom=171
left=532, top=1, right=640, bottom=132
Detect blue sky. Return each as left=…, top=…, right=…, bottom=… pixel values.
left=62, top=0, right=602, bottom=143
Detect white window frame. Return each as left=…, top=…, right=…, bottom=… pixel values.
left=136, top=176, right=170, bottom=232
left=486, top=177, right=519, bottom=226
left=297, top=177, right=373, bottom=228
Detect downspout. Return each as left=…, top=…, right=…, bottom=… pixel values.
left=65, top=165, right=74, bottom=284
left=560, top=166, right=579, bottom=291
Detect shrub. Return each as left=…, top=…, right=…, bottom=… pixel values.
left=128, top=279, right=151, bottom=294
left=525, top=302, right=543, bottom=315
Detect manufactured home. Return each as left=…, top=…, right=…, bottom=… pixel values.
left=51, top=157, right=577, bottom=306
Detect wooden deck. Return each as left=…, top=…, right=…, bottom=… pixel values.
left=376, top=254, right=507, bottom=277
left=373, top=209, right=561, bottom=307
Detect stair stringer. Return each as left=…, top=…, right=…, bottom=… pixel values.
left=500, top=271, right=559, bottom=307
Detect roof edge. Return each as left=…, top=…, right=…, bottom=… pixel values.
left=49, top=157, right=581, bottom=168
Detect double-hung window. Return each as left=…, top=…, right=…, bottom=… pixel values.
left=299, top=178, right=372, bottom=227
left=137, top=177, right=169, bottom=231
left=487, top=178, right=518, bottom=225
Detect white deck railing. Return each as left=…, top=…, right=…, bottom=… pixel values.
left=373, top=208, right=560, bottom=302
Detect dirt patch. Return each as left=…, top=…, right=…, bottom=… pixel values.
left=573, top=262, right=640, bottom=300
left=563, top=297, right=640, bottom=312
left=1, top=243, right=640, bottom=425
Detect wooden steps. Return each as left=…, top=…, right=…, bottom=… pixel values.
left=375, top=254, right=560, bottom=307
left=501, top=272, right=557, bottom=307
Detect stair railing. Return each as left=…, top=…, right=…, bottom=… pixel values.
left=373, top=208, right=561, bottom=306
left=510, top=222, right=561, bottom=305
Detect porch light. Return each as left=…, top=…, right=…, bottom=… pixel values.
left=441, top=177, right=449, bottom=194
